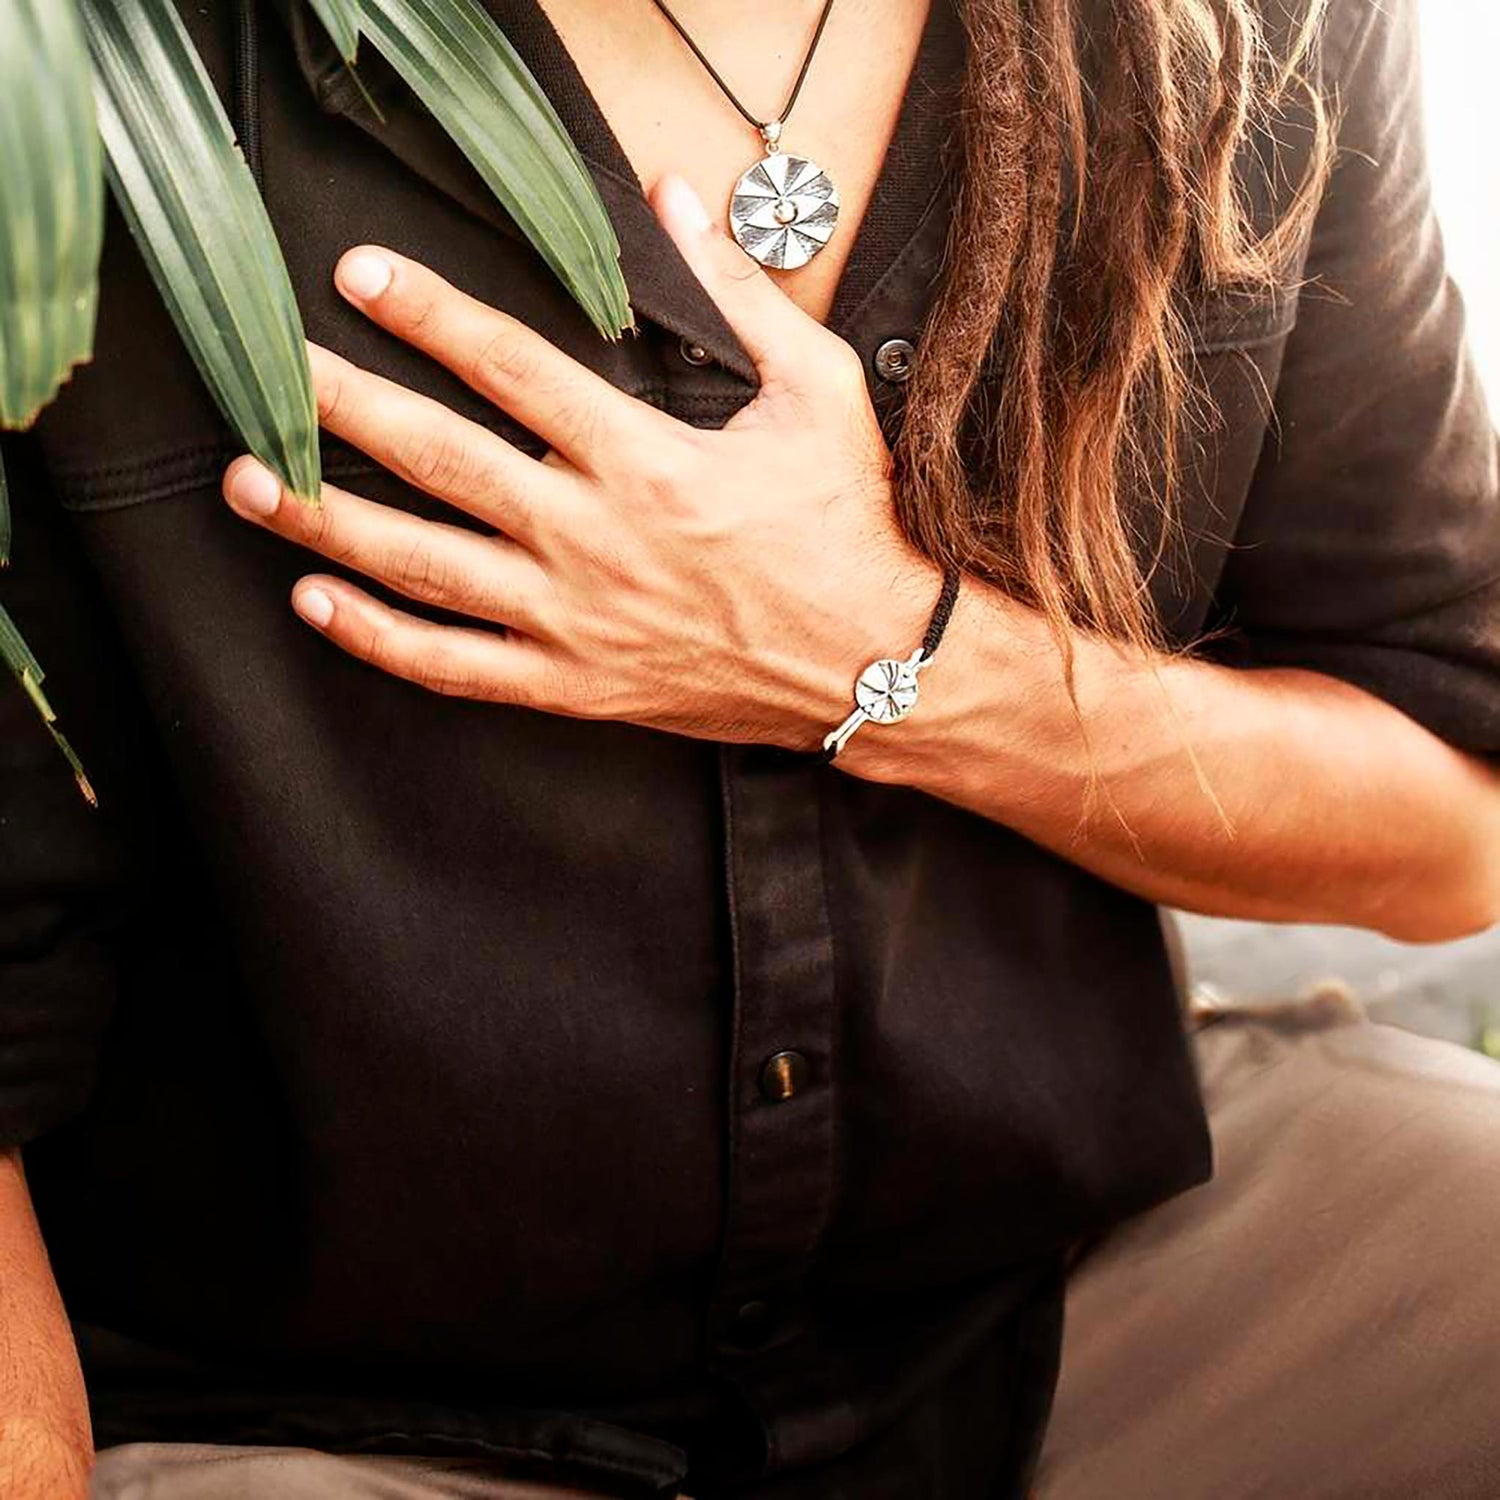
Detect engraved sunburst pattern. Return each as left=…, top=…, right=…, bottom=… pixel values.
left=728, top=152, right=841, bottom=270
left=854, top=658, right=921, bottom=724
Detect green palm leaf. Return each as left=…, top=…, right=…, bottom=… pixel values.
left=308, top=0, right=362, bottom=64
left=0, top=0, right=104, bottom=430
left=0, top=600, right=95, bottom=805
left=80, top=0, right=321, bottom=499
left=3, top=0, right=635, bottom=802
left=0, top=0, right=101, bottom=798
left=360, top=0, right=633, bottom=339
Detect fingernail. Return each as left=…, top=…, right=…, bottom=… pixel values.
left=662, top=174, right=711, bottom=235
left=225, top=458, right=282, bottom=518
left=294, top=586, right=334, bottom=628
left=336, top=249, right=394, bottom=302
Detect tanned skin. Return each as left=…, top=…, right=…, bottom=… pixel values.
left=12, top=0, right=1500, bottom=1491
left=0, top=1149, right=91, bottom=1499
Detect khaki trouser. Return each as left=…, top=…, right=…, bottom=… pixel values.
left=90, top=989, right=1500, bottom=1499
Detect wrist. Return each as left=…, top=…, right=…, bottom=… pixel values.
left=801, top=544, right=948, bottom=754
left=831, top=576, right=1160, bottom=818
left=825, top=576, right=1027, bottom=791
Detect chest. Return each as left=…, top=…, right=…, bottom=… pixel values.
left=34, top=0, right=1298, bottom=655
left=533, top=0, right=933, bottom=324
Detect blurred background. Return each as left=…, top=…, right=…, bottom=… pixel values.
left=1175, top=1, right=1500, bottom=1053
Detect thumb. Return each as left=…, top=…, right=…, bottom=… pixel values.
left=650, top=171, right=827, bottom=387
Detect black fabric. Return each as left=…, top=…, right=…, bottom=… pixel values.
left=1, top=0, right=1497, bottom=1495
left=1195, top=0, right=1500, bottom=760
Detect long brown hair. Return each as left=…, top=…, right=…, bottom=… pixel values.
left=896, top=0, right=1336, bottom=666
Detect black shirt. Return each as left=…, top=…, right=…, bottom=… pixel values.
left=2, top=0, right=1497, bottom=1495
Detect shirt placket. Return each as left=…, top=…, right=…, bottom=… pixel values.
left=704, top=743, right=841, bottom=1462
left=648, top=151, right=961, bottom=1477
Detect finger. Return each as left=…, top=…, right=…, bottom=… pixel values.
left=307, top=342, right=569, bottom=542
left=332, top=247, right=672, bottom=470
left=649, top=173, right=840, bottom=390
left=222, top=456, right=553, bottom=635
left=288, top=575, right=559, bottom=707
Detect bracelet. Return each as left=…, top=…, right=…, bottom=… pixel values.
left=813, top=566, right=961, bottom=765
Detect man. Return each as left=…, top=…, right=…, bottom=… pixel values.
left=3, top=0, right=1498, bottom=1495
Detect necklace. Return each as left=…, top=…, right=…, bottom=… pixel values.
left=650, top=0, right=841, bottom=271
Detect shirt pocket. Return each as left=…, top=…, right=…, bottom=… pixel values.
left=1144, top=281, right=1304, bottom=643
left=1179, top=279, right=1301, bottom=354
left=27, top=182, right=578, bottom=519
left=29, top=332, right=554, bottom=520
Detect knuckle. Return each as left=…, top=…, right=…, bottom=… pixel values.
left=384, top=630, right=465, bottom=695
left=399, top=429, right=471, bottom=494
left=563, top=395, right=608, bottom=456
left=824, top=336, right=868, bottom=394
left=494, top=643, right=560, bottom=712
left=423, top=660, right=476, bottom=698
left=470, top=327, right=536, bottom=396
left=357, top=614, right=400, bottom=672
left=298, top=496, right=346, bottom=558
left=503, top=667, right=545, bottom=711
left=572, top=669, right=622, bottom=720
left=636, top=435, right=699, bottom=502
left=315, top=370, right=347, bottom=425
left=389, top=540, right=452, bottom=604
left=534, top=657, right=580, bottom=713
left=576, top=529, right=630, bottom=584
left=400, top=291, right=441, bottom=341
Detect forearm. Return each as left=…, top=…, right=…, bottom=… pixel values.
left=0, top=1149, right=92, bottom=1500
left=840, top=576, right=1500, bottom=942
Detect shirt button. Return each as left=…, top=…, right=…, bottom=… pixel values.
left=758, top=1049, right=808, bottom=1102
left=873, top=337, right=915, bottom=383
left=679, top=337, right=713, bottom=367
left=724, top=1298, right=776, bottom=1350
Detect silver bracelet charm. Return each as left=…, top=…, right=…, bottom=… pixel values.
left=822, top=646, right=935, bottom=759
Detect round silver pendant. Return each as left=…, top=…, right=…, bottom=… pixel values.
left=854, top=658, right=922, bottom=725
left=728, top=151, right=840, bottom=271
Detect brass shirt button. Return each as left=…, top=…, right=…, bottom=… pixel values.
left=758, top=1049, right=808, bottom=1102
left=873, top=337, right=915, bottom=383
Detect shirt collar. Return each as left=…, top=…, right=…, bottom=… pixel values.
left=288, top=0, right=966, bottom=384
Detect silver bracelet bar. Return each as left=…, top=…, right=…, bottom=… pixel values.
left=821, top=646, right=934, bottom=758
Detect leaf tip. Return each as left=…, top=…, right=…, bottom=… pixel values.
left=595, top=304, right=638, bottom=343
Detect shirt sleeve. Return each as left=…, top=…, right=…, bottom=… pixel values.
left=1201, top=0, right=1500, bottom=759
left=0, top=434, right=141, bottom=1149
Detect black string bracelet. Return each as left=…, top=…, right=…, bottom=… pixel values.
left=921, top=564, right=962, bottom=657
left=810, top=564, right=963, bottom=767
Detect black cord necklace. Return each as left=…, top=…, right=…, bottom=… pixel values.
left=650, top=0, right=842, bottom=270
